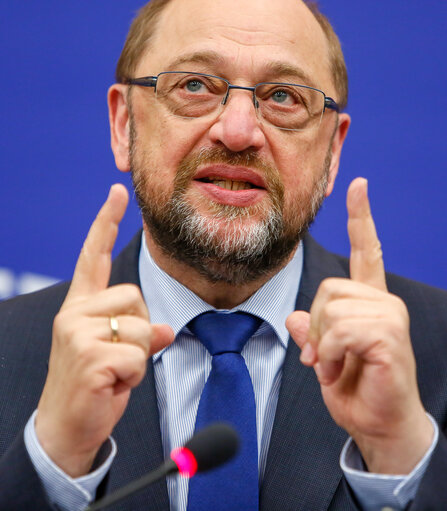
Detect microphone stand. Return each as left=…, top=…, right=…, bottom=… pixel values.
left=86, top=458, right=178, bottom=511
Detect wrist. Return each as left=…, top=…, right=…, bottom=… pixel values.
left=354, top=411, right=434, bottom=475
left=35, top=411, right=99, bottom=477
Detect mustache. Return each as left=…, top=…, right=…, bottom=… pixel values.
left=185, top=147, right=272, bottom=168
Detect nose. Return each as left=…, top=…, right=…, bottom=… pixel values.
left=208, top=89, right=266, bottom=153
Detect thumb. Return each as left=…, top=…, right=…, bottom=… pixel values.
left=286, top=311, right=316, bottom=365
left=148, top=324, right=175, bottom=356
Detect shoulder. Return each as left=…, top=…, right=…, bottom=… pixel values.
left=385, top=273, right=447, bottom=359
left=0, top=281, right=70, bottom=327
left=386, top=271, right=447, bottom=311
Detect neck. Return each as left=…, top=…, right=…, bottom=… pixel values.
left=143, top=226, right=295, bottom=309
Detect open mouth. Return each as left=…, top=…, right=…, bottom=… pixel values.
left=196, top=177, right=261, bottom=191
left=193, top=165, right=268, bottom=206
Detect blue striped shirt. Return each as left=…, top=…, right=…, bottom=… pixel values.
left=140, top=235, right=302, bottom=511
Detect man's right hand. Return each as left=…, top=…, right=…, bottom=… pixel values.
left=35, top=184, right=174, bottom=477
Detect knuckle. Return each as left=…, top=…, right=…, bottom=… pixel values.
left=71, top=342, right=99, bottom=369
left=387, top=318, right=409, bottom=346
left=361, top=241, right=383, bottom=270
left=52, top=312, right=65, bottom=333
left=79, top=241, right=93, bottom=262
left=132, top=348, right=148, bottom=375
left=318, top=278, right=337, bottom=299
left=121, top=283, right=143, bottom=304
left=393, top=293, right=408, bottom=311
left=377, top=349, right=394, bottom=370
left=132, top=326, right=152, bottom=357
left=137, top=348, right=147, bottom=366
left=371, top=240, right=383, bottom=259
left=388, top=294, right=410, bottom=323
left=331, top=320, right=349, bottom=340
left=319, top=278, right=332, bottom=294
left=317, top=332, right=338, bottom=361
left=321, top=301, right=338, bottom=324
left=53, top=311, right=77, bottom=340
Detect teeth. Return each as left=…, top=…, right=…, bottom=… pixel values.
left=211, top=180, right=253, bottom=191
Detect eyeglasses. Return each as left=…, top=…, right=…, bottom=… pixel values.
left=126, top=71, right=339, bottom=132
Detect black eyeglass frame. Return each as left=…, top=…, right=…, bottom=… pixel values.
left=125, top=71, right=340, bottom=127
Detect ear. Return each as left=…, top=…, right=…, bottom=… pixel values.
left=108, top=84, right=131, bottom=172
left=324, top=112, right=351, bottom=197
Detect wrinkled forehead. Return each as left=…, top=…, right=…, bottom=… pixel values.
left=135, top=0, right=333, bottom=93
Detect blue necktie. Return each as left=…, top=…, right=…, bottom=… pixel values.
left=186, top=311, right=262, bottom=511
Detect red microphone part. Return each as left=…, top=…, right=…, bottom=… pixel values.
left=170, top=447, right=198, bottom=477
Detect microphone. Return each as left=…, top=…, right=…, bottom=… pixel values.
left=86, top=422, right=239, bottom=511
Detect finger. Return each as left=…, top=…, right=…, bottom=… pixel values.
left=96, top=327, right=174, bottom=388
left=59, top=311, right=174, bottom=359
left=314, top=360, right=344, bottom=386
left=149, top=324, right=175, bottom=355
left=316, top=316, right=394, bottom=385
left=98, top=317, right=174, bottom=357
left=318, top=296, right=390, bottom=336
left=66, top=184, right=129, bottom=302
left=286, top=311, right=317, bottom=365
left=347, top=178, right=387, bottom=291
left=67, top=284, right=149, bottom=321
left=96, top=342, right=148, bottom=389
left=307, top=278, right=391, bottom=349
left=310, top=292, right=390, bottom=384
left=93, top=315, right=154, bottom=356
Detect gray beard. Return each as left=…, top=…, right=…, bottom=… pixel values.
left=130, top=122, right=330, bottom=285
left=145, top=181, right=327, bottom=286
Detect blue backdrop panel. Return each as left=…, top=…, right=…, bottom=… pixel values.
left=1, top=1, right=446, bottom=298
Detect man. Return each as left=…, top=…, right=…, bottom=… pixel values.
left=1, top=0, right=447, bottom=510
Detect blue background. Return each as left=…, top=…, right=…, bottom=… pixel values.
left=1, top=1, right=446, bottom=297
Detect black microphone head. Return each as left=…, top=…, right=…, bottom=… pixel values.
left=184, top=422, right=239, bottom=472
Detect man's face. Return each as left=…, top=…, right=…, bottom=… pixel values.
left=112, top=0, right=350, bottom=284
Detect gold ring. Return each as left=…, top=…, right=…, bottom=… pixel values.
left=110, top=316, right=119, bottom=343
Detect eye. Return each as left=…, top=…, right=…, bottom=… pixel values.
left=185, top=79, right=206, bottom=93
left=257, top=84, right=307, bottom=108
left=271, top=89, right=291, bottom=104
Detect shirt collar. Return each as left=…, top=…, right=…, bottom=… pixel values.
left=138, top=233, right=303, bottom=358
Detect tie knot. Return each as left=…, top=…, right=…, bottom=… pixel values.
left=188, top=311, right=262, bottom=355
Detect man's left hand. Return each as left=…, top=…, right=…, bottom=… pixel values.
left=286, top=177, right=433, bottom=475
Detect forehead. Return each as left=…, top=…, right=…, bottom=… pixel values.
left=136, top=0, right=332, bottom=91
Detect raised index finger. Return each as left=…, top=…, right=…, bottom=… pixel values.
left=347, top=178, right=387, bottom=291
left=65, top=184, right=129, bottom=301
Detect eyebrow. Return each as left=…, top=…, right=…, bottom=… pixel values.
left=263, top=61, right=318, bottom=89
left=164, top=51, right=318, bottom=89
left=165, top=51, right=226, bottom=71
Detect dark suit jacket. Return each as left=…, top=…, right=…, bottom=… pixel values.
left=1, top=232, right=447, bottom=510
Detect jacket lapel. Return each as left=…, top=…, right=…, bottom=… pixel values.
left=106, top=232, right=170, bottom=510
left=261, top=235, right=351, bottom=511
